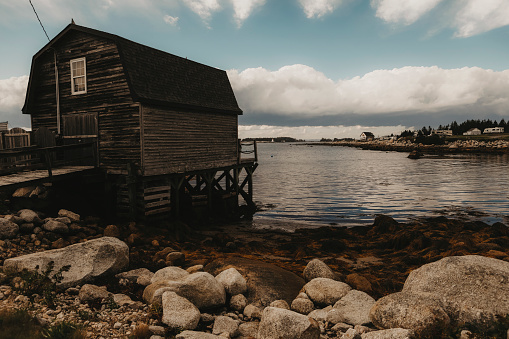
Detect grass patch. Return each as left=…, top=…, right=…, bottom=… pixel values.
left=0, top=308, right=42, bottom=339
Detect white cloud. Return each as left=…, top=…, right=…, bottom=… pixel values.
left=228, top=64, right=509, bottom=117
left=453, top=0, right=509, bottom=37
left=164, top=15, right=179, bottom=27
left=371, top=0, right=443, bottom=25
left=239, top=124, right=409, bottom=139
left=0, top=75, right=30, bottom=127
left=298, top=0, right=343, bottom=19
left=182, top=0, right=221, bottom=26
left=231, top=0, right=266, bottom=27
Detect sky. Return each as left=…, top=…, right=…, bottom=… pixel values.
left=1, top=0, right=509, bottom=140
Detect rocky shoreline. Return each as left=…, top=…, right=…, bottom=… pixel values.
left=310, top=139, right=509, bottom=155
left=1, top=208, right=509, bottom=338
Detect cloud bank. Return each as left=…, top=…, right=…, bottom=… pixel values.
left=298, top=0, right=344, bottom=19
left=228, top=65, right=509, bottom=121
left=371, top=0, right=444, bottom=25
left=0, top=75, right=30, bottom=128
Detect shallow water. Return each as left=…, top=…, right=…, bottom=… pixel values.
left=250, top=142, right=509, bottom=228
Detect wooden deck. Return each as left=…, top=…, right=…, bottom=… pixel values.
left=0, top=165, right=96, bottom=188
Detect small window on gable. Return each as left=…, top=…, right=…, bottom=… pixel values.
left=70, top=57, right=87, bottom=94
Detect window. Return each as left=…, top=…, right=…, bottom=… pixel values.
left=70, top=57, right=87, bottom=94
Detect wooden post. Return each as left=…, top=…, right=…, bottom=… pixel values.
left=253, top=140, right=258, bottom=162
left=126, top=163, right=137, bottom=219
left=43, top=149, right=53, bottom=179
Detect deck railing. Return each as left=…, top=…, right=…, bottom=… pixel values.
left=238, top=140, right=258, bottom=164
left=0, top=142, right=98, bottom=177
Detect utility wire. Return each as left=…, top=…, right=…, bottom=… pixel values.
left=29, top=0, right=50, bottom=42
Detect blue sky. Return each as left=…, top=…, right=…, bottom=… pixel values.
left=1, top=0, right=509, bottom=139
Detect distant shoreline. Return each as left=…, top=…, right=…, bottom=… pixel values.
left=307, top=140, right=509, bottom=154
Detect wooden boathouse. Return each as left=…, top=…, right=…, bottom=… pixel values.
left=8, top=23, right=258, bottom=220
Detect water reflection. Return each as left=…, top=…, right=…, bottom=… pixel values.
left=252, top=143, right=509, bottom=227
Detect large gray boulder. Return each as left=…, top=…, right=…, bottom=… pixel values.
left=151, top=266, right=189, bottom=284
left=303, top=277, right=351, bottom=306
left=176, top=331, right=223, bottom=339
left=303, top=259, right=335, bottom=282
left=403, top=255, right=509, bottom=326
left=215, top=267, right=247, bottom=296
left=212, top=316, right=239, bottom=337
left=3, top=237, right=129, bottom=288
left=360, top=328, right=415, bottom=339
left=162, top=292, right=200, bottom=331
left=332, top=289, right=376, bottom=325
left=0, top=218, right=19, bottom=239
left=143, top=272, right=225, bottom=310
left=19, top=209, right=40, bottom=223
left=257, top=307, right=320, bottom=339
left=369, top=292, right=450, bottom=337
left=205, top=257, right=305, bottom=307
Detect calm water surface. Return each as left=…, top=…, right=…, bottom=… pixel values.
left=250, top=143, right=509, bottom=229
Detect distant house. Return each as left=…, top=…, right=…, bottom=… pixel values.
left=484, top=127, right=504, bottom=134
left=463, top=128, right=481, bottom=136
left=360, top=132, right=374, bottom=141
left=432, top=129, right=453, bottom=136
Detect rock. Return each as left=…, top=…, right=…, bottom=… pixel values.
left=3, top=237, right=129, bottom=288
left=176, top=272, right=226, bottom=310
left=215, top=267, right=247, bottom=296
left=103, top=225, right=121, bottom=237
left=303, top=259, right=335, bottom=282
left=205, top=257, right=305, bottom=307
left=58, top=209, right=80, bottom=222
left=176, top=331, right=223, bottom=339
left=360, top=328, right=415, bottom=339
left=346, top=273, right=373, bottom=293
left=166, top=251, right=185, bottom=266
left=42, top=219, right=68, bottom=234
left=113, top=293, right=135, bottom=307
left=153, top=247, right=177, bottom=261
left=212, top=316, right=239, bottom=337
left=269, top=299, right=290, bottom=310
left=12, top=187, right=35, bottom=198
left=116, top=268, right=153, bottom=284
left=126, top=233, right=141, bottom=246
left=149, top=325, right=166, bottom=336
left=257, top=307, right=320, bottom=339
left=19, top=223, right=35, bottom=233
left=369, top=292, right=449, bottom=337
left=0, top=218, right=19, bottom=239
left=402, top=255, right=509, bottom=327
left=331, top=322, right=353, bottom=332
left=161, top=291, right=200, bottom=331
left=230, top=294, right=248, bottom=312
left=341, top=328, right=359, bottom=339
left=51, top=238, right=69, bottom=249
left=53, top=217, right=71, bottom=225
left=308, top=306, right=332, bottom=322
left=143, top=280, right=180, bottom=305
left=238, top=321, right=259, bottom=338
left=244, top=304, right=262, bottom=319
left=78, top=284, right=111, bottom=302
left=333, top=290, right=376, bottom=325
left=186, top=265, right=203, bottom=274
left=291, top=297, right=314, bottom=315
left=5, top=215, right=25, bottom=225
left=303, top=278, right=351, bottom=306
left=19, top=210, right=39, bottom=223
left=407, top=150, right=422, bottom=159
left=151, top=266, right=189, bottom=284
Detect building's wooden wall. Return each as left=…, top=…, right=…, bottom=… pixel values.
left=141, top=105, right=238, bottom=176
left=28, top=30, right=140, bottom=174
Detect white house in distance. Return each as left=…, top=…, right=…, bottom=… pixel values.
left=484, top=127, right=505, bottom=134
left=360, top=132, right=374, bottom=141
left=463, top=128, right=481, bottom=136
left=432, top=129, right=453, bottom=136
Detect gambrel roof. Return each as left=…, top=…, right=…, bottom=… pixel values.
left=22, top=23, right=242, bottom=115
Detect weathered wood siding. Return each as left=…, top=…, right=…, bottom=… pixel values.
left=28, top=30, right=140, bottom=174
left=141, top=105, right=238, bottom=176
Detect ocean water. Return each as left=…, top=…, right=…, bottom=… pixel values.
left=250, top=142, right=509, bottom=229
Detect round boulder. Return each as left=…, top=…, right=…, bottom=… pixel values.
left=162, top=291, right=200, bottom=331
left=257, top=307, right=320, bottom=339
left=333, top=289, right=376, bottom=325
left=151, top=266, right=189, bottom=284
left=0, top=218, right=19, bottom=239
left=303, top=278, right=351, bottom=306
left=215, top=267, right=247, bottom=296
left=303, top=259, right=335, bottom=282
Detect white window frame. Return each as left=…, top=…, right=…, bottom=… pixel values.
left=70, top=57, right=87, bottom=95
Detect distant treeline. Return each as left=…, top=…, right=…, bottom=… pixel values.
left=242, top=137, right=304, bottom=142
left=400, top=118, right=508, bottom=137
left=320, top=138, right=355, bottom=142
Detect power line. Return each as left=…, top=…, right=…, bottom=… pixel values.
left=29, top=0, right=50, bottom=42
